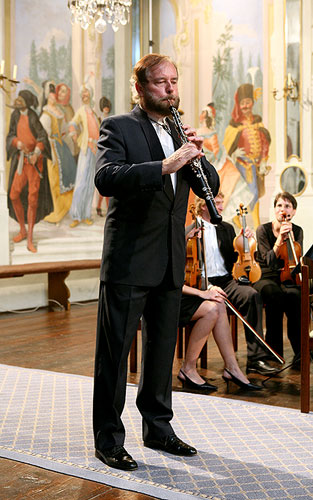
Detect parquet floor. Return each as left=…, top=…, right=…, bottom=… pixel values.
left=0, top=301, right=305, bottom=499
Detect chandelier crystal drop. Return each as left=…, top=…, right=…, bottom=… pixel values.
left=68, top=0, right=132, bottom=33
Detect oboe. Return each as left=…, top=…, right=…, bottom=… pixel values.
left=168, top=104, right=222, bottom=224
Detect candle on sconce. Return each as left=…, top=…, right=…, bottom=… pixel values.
left=287, top=73, right=292, bottom=87
left=0, top=59, right=5, bottom=75
left=12, top=65, right=17, bottom=80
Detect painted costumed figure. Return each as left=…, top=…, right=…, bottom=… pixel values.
left=197, top=103, right=252, bottom=222
left=40, top=92, right=77, bottom=223
left=69, top=82, right=100, bottom=227
left=55, top=82, right=80, bottom=159
left=6, top=90, right=52, bottom=253
left=223, top=84, right=271, bottom=228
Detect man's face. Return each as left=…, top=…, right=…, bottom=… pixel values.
left=239, top=97, right=253, bottom=117
left=200, top=195, right=223, bottom=220
left=215, top=195, right=224, bottom=215
left=14, top=96, right=27, bottom=110
left=81, top=88, right=91, bottom=104
left=274, top=197, right=296, bottom=222
left=102, top=106, right=110, bottom=117
left=137, top=61, right=180, bottom=116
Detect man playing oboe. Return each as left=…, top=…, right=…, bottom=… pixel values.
left=93, top=53, right=219, bottom=471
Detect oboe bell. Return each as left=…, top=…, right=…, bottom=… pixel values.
left=168, top=104, right=222, bottom=225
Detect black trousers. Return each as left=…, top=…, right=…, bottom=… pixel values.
left=207, top=274, right=267, bottom=362
left=93, top=279, right=182, bottom=451
left=254, top=277, right=301, bottom=357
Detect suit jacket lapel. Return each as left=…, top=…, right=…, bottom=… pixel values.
left=132, top=106, right=174, bottom=201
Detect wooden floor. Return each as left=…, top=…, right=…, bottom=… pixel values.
left=0, top=301, right=305, bottom=499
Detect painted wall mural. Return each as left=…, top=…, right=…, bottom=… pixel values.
left=160, top=0, right=272, bottom=229
left=5, top=0, right=114, bottom=261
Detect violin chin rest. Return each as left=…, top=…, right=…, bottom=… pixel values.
left=237, top=275, right=251, bottom=285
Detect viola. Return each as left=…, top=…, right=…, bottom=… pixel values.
left=276, top=213, right=302, bottom=285
left=232, top=204, right=261, bottom=284
left=184, top=204, right=202, bottom=288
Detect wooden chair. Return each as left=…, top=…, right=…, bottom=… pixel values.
left=300, top=256, right=313, bottom=413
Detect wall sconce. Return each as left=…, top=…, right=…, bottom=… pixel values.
left=0, top=60, right=19, bottom=95
left=272, top=73, right=299, bottom=102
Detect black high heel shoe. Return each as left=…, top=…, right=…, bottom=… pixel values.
left=178, top=369, right=218, bottom=392
left=222, top=368, right=262, bottom=392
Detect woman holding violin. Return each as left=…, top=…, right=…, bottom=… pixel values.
left=254, top=191, right=303, bottom=364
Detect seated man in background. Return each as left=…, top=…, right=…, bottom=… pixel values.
left=183, top=193, right=278, bottom=376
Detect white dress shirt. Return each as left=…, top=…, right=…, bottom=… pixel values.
left=199, top=217, right=228, bottom=278
left=150, top=119, right=177, bottom=193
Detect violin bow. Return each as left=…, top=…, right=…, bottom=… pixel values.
left=224, top=298, right=285, bottom=364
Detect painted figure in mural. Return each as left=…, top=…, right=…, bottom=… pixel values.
left=55, top=83, right=80, bottom=159
left=254, top=192, right=302, bottom=365
left=40, top=92, right=77, bottom=224
left=197, top=103, right=252, bottom=222
left=93, top=53, right=219, bottom=470
left=23, top=77, right=56, bottom=115
left=69, top=82, right=100, bottom=227
left=96, top=96, right=112, bottom=217
left=223, top=84, right=271, bottom=229
left=6, top=90, right=52, bottom=253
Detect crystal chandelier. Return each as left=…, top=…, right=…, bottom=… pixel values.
left=68, top=1, right=132, bottom=33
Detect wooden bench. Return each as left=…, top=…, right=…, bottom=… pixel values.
left=0, top=260, right=101, bottom=311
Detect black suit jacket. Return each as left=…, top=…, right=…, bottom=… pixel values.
left=186, top=219, right=237, bottom=286
left=95, top=105, right=219, bottom=288
left=214, top=221, right=237, bottom=275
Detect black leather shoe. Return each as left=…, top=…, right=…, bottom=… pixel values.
left=144, top=434, right=197, bottom=456
left=95, top=446, right=138, bottom=471
left=246, top=360, right=280, bottom=376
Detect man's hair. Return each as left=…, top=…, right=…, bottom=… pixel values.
left=130, top=53, right=178, bottom=103
left=194, top=191, right=224, bottom=216
left=99, top=96, right=111, bottom=112
left=274, top=191, right=297, bottom=209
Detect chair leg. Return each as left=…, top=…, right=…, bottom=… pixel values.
left=177, top=326, right=184, bottom=358
left=231, top=314, right=238, bottom=352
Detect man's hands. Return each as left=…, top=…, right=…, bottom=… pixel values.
left=162, top=125, right=204, bottom=175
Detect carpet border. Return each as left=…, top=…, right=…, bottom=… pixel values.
left=0, top=363, right=308, bottom=415
left=0, top=447, right=220, bottom=500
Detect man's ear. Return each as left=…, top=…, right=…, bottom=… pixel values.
left=135, top=81, right=144, bottom=97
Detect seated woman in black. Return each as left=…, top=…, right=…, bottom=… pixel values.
left=254, top=191, right=303, bottom=364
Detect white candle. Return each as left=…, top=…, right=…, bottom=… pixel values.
left=12, top=64, right=17, bottom=80
left=287, top=73, right=292, bottom=87
left=0, top=59, right=4, bottom=75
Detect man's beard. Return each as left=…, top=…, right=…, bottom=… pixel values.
left=142, top=91, right=180, bottom=116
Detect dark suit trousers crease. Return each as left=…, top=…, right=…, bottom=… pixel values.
left=207, top=275, right=266, bottom=361
left=253, top=277, right=301, bottom=357
left=93, top=280, right=182, bottom=451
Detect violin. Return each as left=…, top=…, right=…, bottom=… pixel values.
left=184, top=204, right=202, bottom=288
left=232, top=204, right=261, bottom=284
left=276, top=213, right=302, bottom=285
